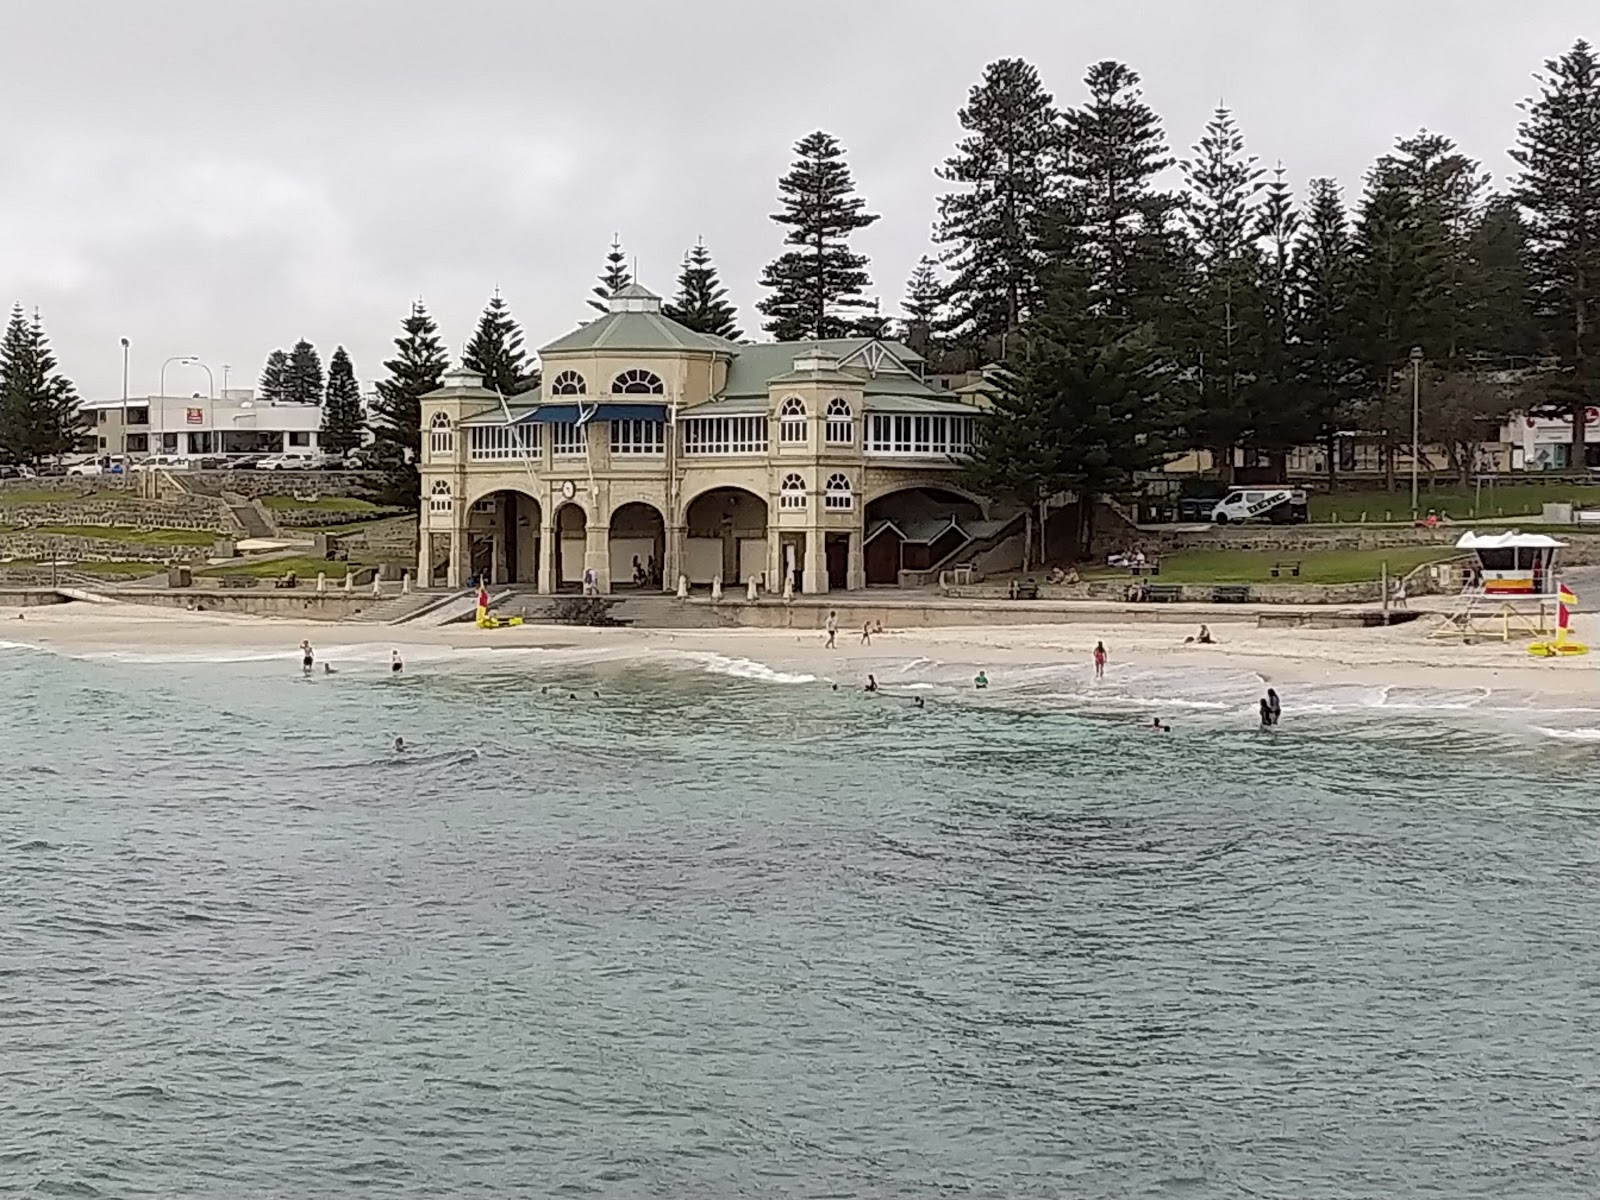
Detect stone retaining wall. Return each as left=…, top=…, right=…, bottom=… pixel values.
left=0, top=531, right=212, bottom=562
left=185, top=470, right=377, bottom=498
left=2, top=496, right=233, bottom=534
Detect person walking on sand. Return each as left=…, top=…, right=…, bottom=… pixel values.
left=1093, top=641, right=1107, bottom=679
left=300, top=640, right=314, bottom=674
left=391, top=650, right=403, bottom=675
left=861, top=621, right=872, bottom=647
left=825, top=610, right=838, bottom=649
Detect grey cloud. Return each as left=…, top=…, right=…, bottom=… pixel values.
left=0, top=0, right=1591, bottom=398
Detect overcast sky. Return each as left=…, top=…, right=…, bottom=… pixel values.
left=0, top=0, right=1592, bottom=400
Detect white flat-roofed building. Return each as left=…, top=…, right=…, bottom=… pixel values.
left=80, top=390, right=326, bottom=457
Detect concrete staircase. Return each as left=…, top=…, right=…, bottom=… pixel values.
left=348, top=591, right=453, bottom=624
left=221, top=492, right=276, bottom=540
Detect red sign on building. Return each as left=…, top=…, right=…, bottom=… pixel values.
left=186, top=407, right=203, bottom=424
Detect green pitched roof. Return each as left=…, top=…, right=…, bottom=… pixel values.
left=719, top=338, right=928, bottom=398
left=539, top=310, right=732, bottom=355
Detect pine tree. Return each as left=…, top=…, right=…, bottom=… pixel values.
left=1459, top=195, right=1540, bottom=360
left=1511, top=38, right=1600, bottom=466
left=259, top=349, right=289, bottom=402
left=1061, top=61, right=1178, bottom=321
left=1250, top=166, right=1315, bottom=473
left=757, top=130, right=880, bottom=341
left=0, top=305, right=80, bottom=466
left=663, top=239, right=743, bottom=339
left=1295, top=178, right=1361, bottom=485
left=463, top=289, right=533, bottom=396
left=901, top=255, right=948, bottom=360
left=1179, top=107, right=1265, bottom=474
left=368, top=301, right=448, bottom=506
left=319, top=346, right=364, bottom=456
left=935, top=58, right=1061, bottom=354
left=285, top=339, right=323, bottom=405
left=589, top=235, right=632, bottom=313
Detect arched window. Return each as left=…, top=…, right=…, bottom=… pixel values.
left=428, top=412, right=454, bottom=458
left=825, top=398, right=853, bottom=446
left=428, top=480, right=452, bottom=514
left=550, top=371, right=587, bottom=396
left=612, top=369, right=664, bottom=395
left=824, top=473, right=853, bottom=511
left=780, top=472, right=807, bottom=510
left=778, top=396, right=807, bottom=443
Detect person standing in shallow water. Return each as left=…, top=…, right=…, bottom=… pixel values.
left=300, top=640, right=314, bottom=674
left=391, top=650, right=403, bottom=674
left=1093, top=641, right=1107, bottom=679
left=824, top=610, right=838, bottom=649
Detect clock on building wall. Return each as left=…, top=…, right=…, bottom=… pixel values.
left=561, top=480, right=576, bottom=500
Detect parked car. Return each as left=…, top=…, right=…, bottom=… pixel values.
left=132, top=454, right=193, bottom=472
left=257, top=453, right=315, bottom=471
left=309, top=452, right=347, bottom=470
left=224, top=454, right=266, bottom=470
left=67, top=455, right=128, bottom=477
left=0, top=463, right=36, bottom=480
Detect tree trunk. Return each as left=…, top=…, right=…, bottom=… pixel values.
left=1021, top=507, right=1033, bottom=574
left=1574, top=403, right=1588, bottom=471
left=1079, top=495, right=1096, bottom=561
left=1324, top=431, right=1338, bottom=492
left=1383, top=440, right=1395, bottom=492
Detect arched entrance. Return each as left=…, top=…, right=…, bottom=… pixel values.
left=863, top=486, right=984, bottom=586
left=683, top=487, right=769, bottom=587
left=469, top=489, right=542, bottom=584
left=609, top=502, right=666, bottom=589
left=553, top=502, right=588, bottom=591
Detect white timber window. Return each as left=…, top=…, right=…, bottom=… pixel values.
left=550, top=370, right=586, bottom=395
left=467, top=423, right=539, bottom=461
left=778, top=396, right=807, bottom=444
left=824, top=473, right=853, bottom=511
left=551, top=421, right=587, bottom=457
left=428, top=413, right=454, bottom=459
left=681, top=416, right=768, bottom=456
left=825, top=398, right=854, bottom=446
left=428, top=480, right=452, bottom=514
left=780, top=472, right=807, bottom=510
left=610, top=419, right=665, bottom=456
left=612, top=369, right=665, bottom=395
left=866, top=413, right=975, bottom=457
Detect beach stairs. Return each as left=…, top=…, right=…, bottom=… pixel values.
left=347, top=590, right=455, bottom=625
left=221, top=492, right=276, bottom=540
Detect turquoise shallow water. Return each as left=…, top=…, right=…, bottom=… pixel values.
left=2, top=640, right=1599, bottom=1198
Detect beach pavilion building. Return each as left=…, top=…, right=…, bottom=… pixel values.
left=417, top=283, right=993, bottom=594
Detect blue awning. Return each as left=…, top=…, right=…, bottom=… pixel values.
left=515, top=403, right=667, bottom=424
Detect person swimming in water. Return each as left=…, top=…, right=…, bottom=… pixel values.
left=393, top=736, right=406, bottom=752
left=390, top=650, right=403, bottom=674
left=1259, top=698, right=1273, bottom=728
left=865, top=674, right=878, bottom=693
left=913, top=695, right=925, bottom=708
left=323, top=663, right=336, bottom=675
left=1149, top=718, right=1169, bottom=732
left=974, top=670, right=988, bottom=689
left=1267, top=688, right=1281, bottom=725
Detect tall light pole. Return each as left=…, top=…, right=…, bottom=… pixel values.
left=1410, top=346, right=1423, bottom=519
left=119, top=338, right=130, bottom=458
left=160, top=356, right=215, bottom=456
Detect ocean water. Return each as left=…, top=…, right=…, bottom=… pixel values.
left=3, top=638, right=1599, bottom=1199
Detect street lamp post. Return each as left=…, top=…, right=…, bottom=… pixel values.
left=119, top=338, right=130, bottom=458
left=159, top=356, right=215, bottom=455
left=1410, top=346, right=1424, bottom=519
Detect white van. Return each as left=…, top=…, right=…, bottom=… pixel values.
left=1209, top=487, right=1309, bottom=525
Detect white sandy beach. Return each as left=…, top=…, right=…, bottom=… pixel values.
left=4, top=600, right=1597, bottom=704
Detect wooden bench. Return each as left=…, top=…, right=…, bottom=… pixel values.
left=1213, top=584, right=1251, bottom=603
left=1145, top=583, right=1182, bottom=603
left=218, top=574, right=258, bottom=589
left=1128, top=561, right=1161, bottom=576
left=1271, top=561, right=1302, bottom=578
left=1010, top=579, right=1039, bottom=600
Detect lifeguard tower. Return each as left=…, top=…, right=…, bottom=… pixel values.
left=1431, top=530, right=1566, bottom=640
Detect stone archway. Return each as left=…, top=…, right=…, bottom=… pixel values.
left=609, top=501, right=666, bottom=589
left=683, top=486, right=769, bottom=586
left=469, top=489, right=543, bottom=584
left=553, top=502, right=588, bottom=591
left=863, top=485, right=984, bottom=586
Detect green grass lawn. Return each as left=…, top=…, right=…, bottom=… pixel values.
left=260, top=495, right=380, bottom=513
left=0, top=559, right=168, bottom=577
left=197, top=554, right=378, bottom=579
left=30, top=524, right=218, bottom=547
left=1309, top=484, right=1600, bottom=523
left=0, top=488, right=76, bottom=506
left=1087, top=546, right=1462, bottom=585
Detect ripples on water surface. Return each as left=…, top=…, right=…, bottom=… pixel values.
left=2, top=643, right=1598, bottom=1198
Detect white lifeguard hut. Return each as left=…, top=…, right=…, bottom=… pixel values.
left=1431, top=530, right=1565, bottom=640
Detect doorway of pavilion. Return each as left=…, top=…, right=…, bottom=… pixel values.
left=553, top=502, right=587, bottom=591
left=825, top=532, right=851, bottom=590
left=469, top=490, right=542, bottom=584
left=609, top=502, right=666, bottom=589
left=683, top=487, right=769, bottom=587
